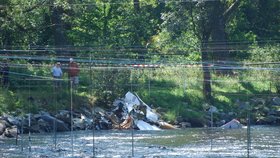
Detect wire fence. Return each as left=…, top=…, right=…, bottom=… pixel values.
left=1, top=56, right=280, bottom=157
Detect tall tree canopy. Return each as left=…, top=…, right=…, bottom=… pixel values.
left=0, top=0, right=280, bottom=101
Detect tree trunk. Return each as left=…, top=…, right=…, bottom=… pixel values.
left=50, top=4, right=69, bottom=54
left=201, top=41, right=212, bottom=102
left=199, top=0, right=240, bottom=101
left=211, top=4, right=230, bottom=75
left=211, top=0, right=240, bottom=75
left=133, top=0, right=145, bottom=60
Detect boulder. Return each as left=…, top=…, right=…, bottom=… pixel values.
left=179, top=122, right=191, bottom=128
left=262, top=115, right=279, bottom=124
left=38, top=119, right=52, bottom=132
left=6, top=115, right=21, bottom=126
left=4, top=126, right=18, bottom=138
left=272, top=97, right=280, bottom=106
left=55, top=110, right=71, bottom=125
left=0, top=121, right=7, bottom=135
left=40, top=114, right=69, bottom=132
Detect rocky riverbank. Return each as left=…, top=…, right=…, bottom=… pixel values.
left=1, top=94, right=280, bottom=139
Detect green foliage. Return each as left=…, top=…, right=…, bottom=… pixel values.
left=0, top=62, right=278, bottom=125
left=249, top=44, right=280, bottom=62
left=0, top=89, right=20, bottom=114
left=92, top=68, right=131, bottom=108
left=164, top=110, right=176, bottom=122
left=248, top=44, right=280, bottom=92
left=1, top=0, right=280, bottom=125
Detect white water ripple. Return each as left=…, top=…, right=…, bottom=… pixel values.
left=0, top=126, right=279, bottom=158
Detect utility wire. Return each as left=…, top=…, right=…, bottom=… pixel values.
left=0, top=0, right=228, bottom=8
left=2, top=61, right=280, bottom=74
left=2, top=57, right=280, bottom=69
left=1, top=41, right=279, bottom=51
left=4, top=68, right=280, bottom=84
left=0, top=39, right=279, bottom=50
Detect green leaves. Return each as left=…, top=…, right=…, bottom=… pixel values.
left=249, top=44, right=280, bottom=63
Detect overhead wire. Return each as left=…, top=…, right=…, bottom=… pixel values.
left=0, top=0, right=228, bottom=8
left=1, top=39, right=279, bottom=51
left=3, top=66, right=280, bottom=85
left=1, top=43, right=279, bottom=83
left=1, top=55, right=280, bottom=67
left=1, top=57, right=280, bottom=74
left=2, top=63, right=280, bottom=73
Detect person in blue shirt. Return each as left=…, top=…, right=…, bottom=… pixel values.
left=51, top=62, right=63, bottom=88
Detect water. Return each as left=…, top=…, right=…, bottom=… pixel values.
left=0, top=126, right=279, bottom=158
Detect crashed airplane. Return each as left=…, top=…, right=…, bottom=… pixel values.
left=109, top=92, right=176, bottom=130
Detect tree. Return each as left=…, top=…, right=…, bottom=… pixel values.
left=156, top=0, right=241, bottom=102
left=195, top=0, right=241, bottom=101
left=49, top=0, right=72, bottom=54
left=0, top=0, right=12, bottom=49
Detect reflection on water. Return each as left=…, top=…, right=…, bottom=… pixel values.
left=0, top=126, right=279, bottom=158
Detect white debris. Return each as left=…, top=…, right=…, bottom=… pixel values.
left=113, top=91, right=161, bottom=130
left=221, top=119, right=243, bottom=129
left=124, top=91, right=159, bottom=123
left=135, top=120, right=161, bottom=130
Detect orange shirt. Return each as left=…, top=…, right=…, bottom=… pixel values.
left=68, top=62, right=80, bottom=77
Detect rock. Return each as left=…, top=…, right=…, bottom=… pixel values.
left=38, top=119, right=52, bottom=132
left=268, top=110, right=277, bottom=116
left=22, top=114, right=37, bottom=126
left=238, top=101, right=249, bottom=109
left=272, top=97, right=280, bottom=106
left=55, top=110, right=71, bottom=125
left=94, top=107, right=106, bottom=116
left=263, top=115, right=279, bottom=124
left=40, top=114, right=69, bottom=132
left=228, top=112, right=237, bottom=117
left=216, top=120, right=226, bottom=127
left=189, top=118, right=205, bottom=127
left=179, top=122, right=191, bottom=128
left=0, top=121, right=7, bottom=135
left=81, top=107, right=92, bottom=118
left=208, top=106, right=218, bottom=113
left=251, top=98, right=266, bottom=105
left=30, top=124, right=41, bottom=133
left=175, top=116, right=188, bottom=124
left=6, top=115, right=21, bottom=126
left=4, top=126, right=18, bottom=138
left=33, top=113, right=42, bottom=120
left=98, top=116, right=111, bottom=130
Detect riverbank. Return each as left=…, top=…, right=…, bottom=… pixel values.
left=1, top=75, right=280, bottom=138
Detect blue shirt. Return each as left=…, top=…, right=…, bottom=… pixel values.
left=52, top=66, right=63, bottom=77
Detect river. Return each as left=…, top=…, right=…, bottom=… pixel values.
left=0, top=126, right=279, bottom=158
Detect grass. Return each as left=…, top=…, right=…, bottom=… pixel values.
left=0, top=67, right=277, bottom=124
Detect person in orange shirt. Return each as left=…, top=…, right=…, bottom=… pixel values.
left=68, top=58, right=80, bottom=90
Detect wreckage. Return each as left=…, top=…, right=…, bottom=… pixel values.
left=220, top=119, right=244, bottom=129
left=0, top=92, right=176, bottom=138
left=106, top=92, right=176, bottom=130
